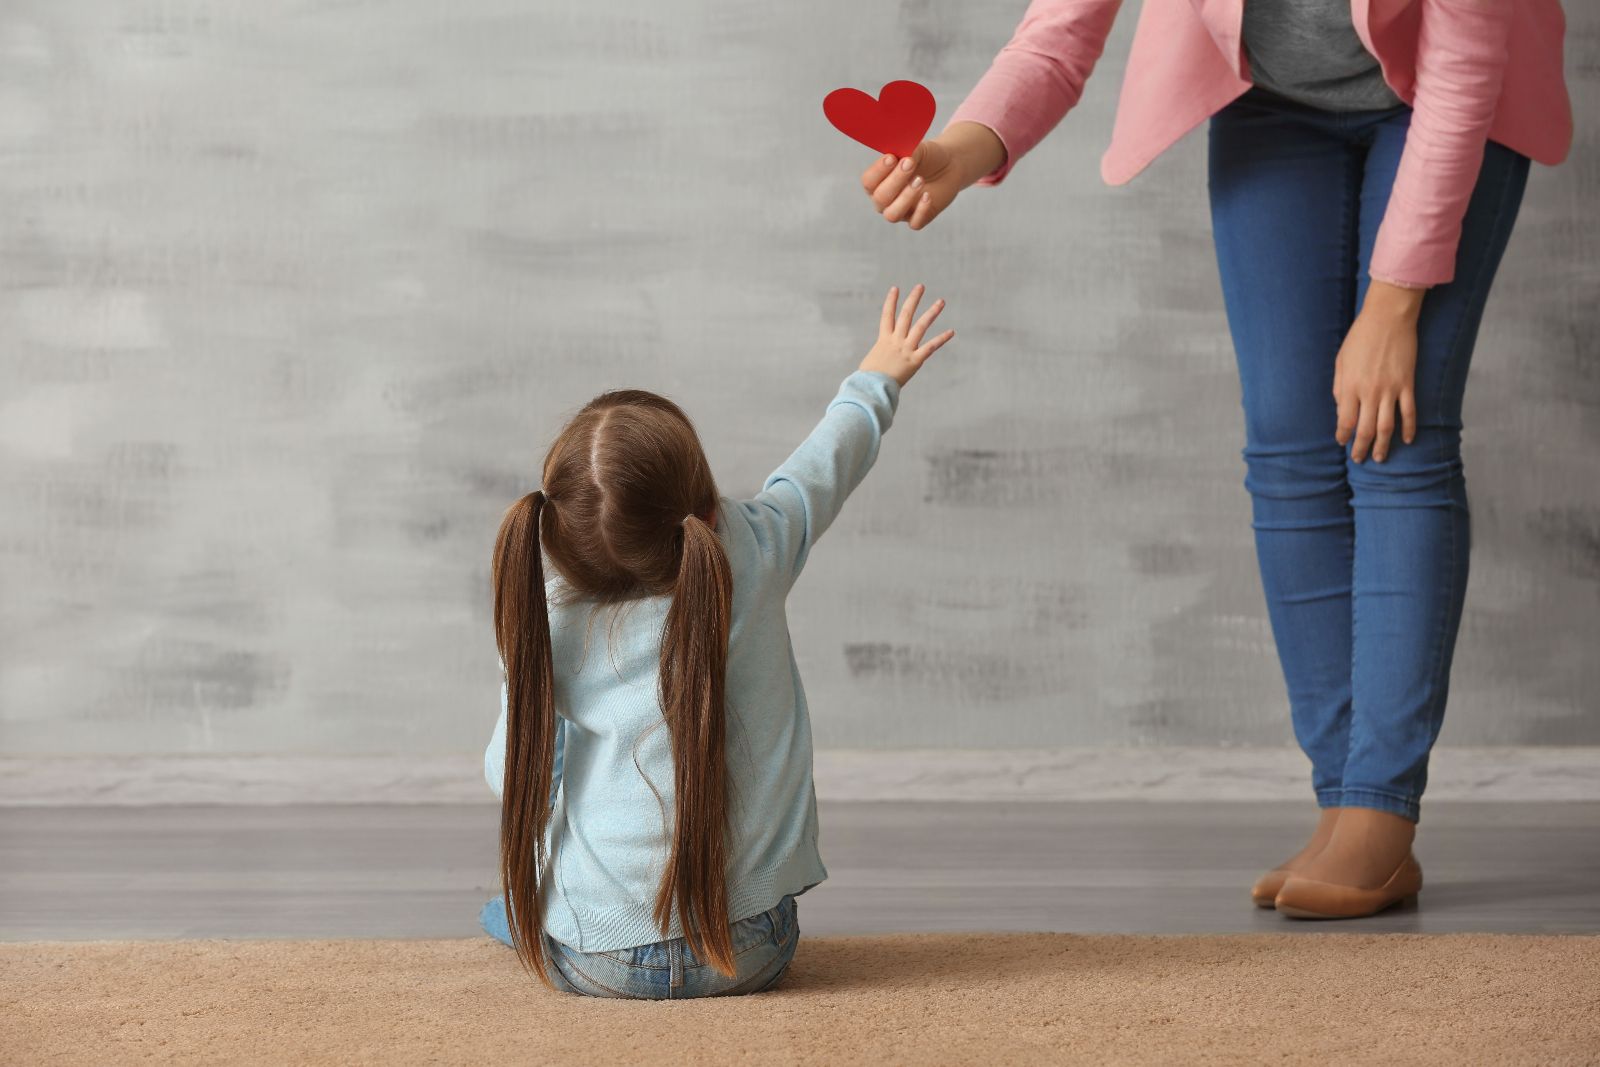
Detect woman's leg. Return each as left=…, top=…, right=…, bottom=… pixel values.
left=1278, top=121, right=1529, bottom=915
left=1342, top=121, right=1531, bottom=823
left=1208, top=94, right=1362, bottom=814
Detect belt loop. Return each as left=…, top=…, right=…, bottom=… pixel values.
left=669, top=940, right=684, bottom=989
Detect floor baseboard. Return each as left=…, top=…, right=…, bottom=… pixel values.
left=3, top=747, right=1598, bottom=806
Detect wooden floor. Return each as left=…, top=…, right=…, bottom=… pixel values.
left=2, top=802, right=1596, bottom=940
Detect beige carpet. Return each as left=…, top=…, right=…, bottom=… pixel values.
left=4, top=935, right=1598, bottom=1066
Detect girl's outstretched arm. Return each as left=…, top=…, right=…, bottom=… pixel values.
left=738, top=286, right=954, bottom=582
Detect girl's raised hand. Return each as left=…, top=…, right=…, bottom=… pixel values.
left=859, top=285, right=955, bottom=386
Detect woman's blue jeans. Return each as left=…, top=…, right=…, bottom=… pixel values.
left=1208, top=90, right=1529, bottom=822
left=480, top=895, right=799, bottom=999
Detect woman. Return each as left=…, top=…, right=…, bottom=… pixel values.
left=859, top=0, right=1572, bottom=918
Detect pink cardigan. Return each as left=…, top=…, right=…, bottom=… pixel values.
left=948, top=0, right=1572, bottom=287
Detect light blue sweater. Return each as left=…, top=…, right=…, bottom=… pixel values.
left=485, top=371, right=900, bottom=952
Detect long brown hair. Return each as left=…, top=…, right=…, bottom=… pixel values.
left=491, top=390, right=735, bottom=982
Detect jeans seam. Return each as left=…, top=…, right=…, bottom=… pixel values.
left=734, top=933, right=778, bottom=960
left=1337, top=136, right=1360, bottom=799
left=558, top=954, right=641, bottom=999
left=598, top=953, right=672, bottom=972
left=1339, top=787, right=1420, bottom=817
left=1340, top=786, right=1415, bottom=802
left=1341, top=141, right=1359, bottom=329
left=1416, top=150, right=1519, bottom=785
left=739, top=948, right=794, bottom=996
left=592, top=913, right=790, bottom=972
left=594, top=938, right=775, bottom=972
left=722, top=933, right=798, bottom=997
left=768, top=902, right=793, bottom=953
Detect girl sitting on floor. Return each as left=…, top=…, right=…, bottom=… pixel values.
left=481, top=285, right=954, bottom=998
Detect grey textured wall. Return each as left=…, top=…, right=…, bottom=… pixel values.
left=2, top=1, right=1595, bottom=758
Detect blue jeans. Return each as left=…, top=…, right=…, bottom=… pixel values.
left=1208, top=90, right=1529, bottom=822
left=479, top=895, right=799, bottom=999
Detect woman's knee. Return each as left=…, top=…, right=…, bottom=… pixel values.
left=1241, top=439, right=1351, bottom=529
left=1345, top=429, right=1465, bottom=509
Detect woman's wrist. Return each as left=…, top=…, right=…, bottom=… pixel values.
left=936, top=121, right=1007, bottom=188
left=1364, top=278, right=1427, bottom=322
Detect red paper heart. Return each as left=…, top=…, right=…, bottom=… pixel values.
left=823, top=80, right=936, bottom=158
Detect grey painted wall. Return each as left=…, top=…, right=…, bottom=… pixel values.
left=2, top=1, right=1595, bottom=758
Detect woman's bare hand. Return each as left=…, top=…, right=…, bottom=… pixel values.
left=1334, top=280, right=1426, bottom=463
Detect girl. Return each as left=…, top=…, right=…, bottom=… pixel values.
left=481, top=285, right=954, bottom=998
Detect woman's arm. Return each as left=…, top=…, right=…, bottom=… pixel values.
left=1369, top=0, right=1514, bottom=288
left=1336, top=0, right=1515, bottom=464
left=946, top=0, right=1124, bottom=186
left=862, top=0, right=1123, bottom=229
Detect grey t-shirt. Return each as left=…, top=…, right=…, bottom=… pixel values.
left=1243, top=0, right=1404, bottom=112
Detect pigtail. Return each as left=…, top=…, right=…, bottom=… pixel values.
left=493, top=490, right=558, bottom=985
left=655, top=513, right=736, bottom=975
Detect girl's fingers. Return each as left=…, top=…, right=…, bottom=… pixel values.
left=1400, top=388, right=1417, bottom=444
left=914, top=328, right=955, bottom=363
left=871, top=157, right=918, bottom=211
left=1373, top=395, right=1397, bottom=463
left=861, top=154, right=897, bottom=194
left=882, top=176, right=924, bottom=223
left=908, top=298, right=945, bottom=346
left=880, top=286, right=899, bottom=335
left=896, top=284, right=925, bottom=335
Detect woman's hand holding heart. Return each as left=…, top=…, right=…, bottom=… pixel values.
left=859, top=122, right=1007, bottom=231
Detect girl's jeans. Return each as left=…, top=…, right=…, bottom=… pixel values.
left=480, top=894, right=798, bottom=1000
left=1208, top=89, right=1529, bottom=822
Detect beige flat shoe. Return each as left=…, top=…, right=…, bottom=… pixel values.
left=1250, top=807, right=1344, bottom=909
left=1275, top=853, right=1423, bottom=920
left=1251, top=868, right=1292, bottom=908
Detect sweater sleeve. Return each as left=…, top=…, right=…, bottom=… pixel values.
left=1369, top=0, right=1514, bottom=288
left=947, top=0, right=1124, bottom=186
left=484, top=692, right=506, bottom=800
left=484, top=682, right=565, bottom=805
left=735, top=371, right=899, bottom=583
